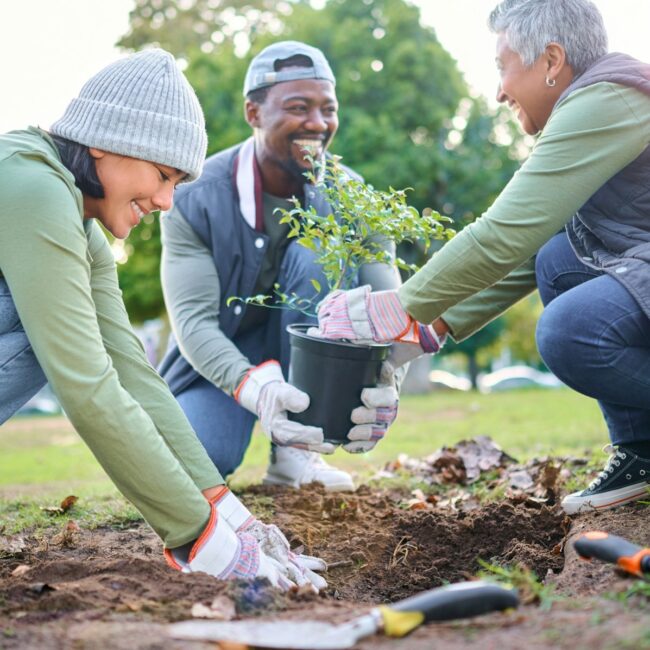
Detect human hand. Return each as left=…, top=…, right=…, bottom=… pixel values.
left=235, top=360, right=335, bottom=454
left=344, top=381, right=399, bottom=453
left=210, top=487, right=327, bottom=591
left=164, top=501, right=294, bottom=590
left=316, top=286, right=444, bottom=354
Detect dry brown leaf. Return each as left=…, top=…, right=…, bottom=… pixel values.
left=52, top=520, right=81, bottom=547
left=60, top=495, right=79, bottom=512
left=0, top=535, right=26, bottom=557
left=11, top=564, right=31, bottom=577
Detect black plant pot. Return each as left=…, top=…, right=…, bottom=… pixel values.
left=287, top=324, right=390, bottom=444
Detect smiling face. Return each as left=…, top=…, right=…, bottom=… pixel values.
left=495, top=33, right=568, bottom=136
left=83, top=150, right=187, bottom=239
left=246, top=78, right=339, bottom=196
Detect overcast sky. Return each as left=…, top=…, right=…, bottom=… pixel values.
left=2, top=0, right=650, bottom=133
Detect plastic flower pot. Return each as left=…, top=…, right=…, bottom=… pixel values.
left=287, top=324, right=390, bottom=444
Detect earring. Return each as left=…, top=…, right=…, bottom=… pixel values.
left=545, top=76, right=556, bottom=87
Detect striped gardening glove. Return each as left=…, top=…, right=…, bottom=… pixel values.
left=164, top=500, right=294, bottom=590
left=235, top=360, right=335, bottom=454
left=316, top=285, right=445, bottom=364
left=210, top=486, right=328, bottom=591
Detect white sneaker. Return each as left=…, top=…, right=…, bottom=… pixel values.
left=264, top=447, right=355, bottom=492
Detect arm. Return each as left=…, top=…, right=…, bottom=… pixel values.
left=441, top=257, right=537, bottom=342
left=0, top=159, right=212, bottom=548
left=399, top=83, right=650, bottom=323
left=86, top=224, right=223, bottom=490
left=161, top=207, right=252, bottom=393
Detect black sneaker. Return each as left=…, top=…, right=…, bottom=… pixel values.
left=562, top=445, right=650, bottom=514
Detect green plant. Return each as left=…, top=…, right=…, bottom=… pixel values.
left=228, top=154, right=454, bottom=315
left=477, top=559, right=562, bottom=610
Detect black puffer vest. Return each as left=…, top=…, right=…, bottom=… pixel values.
left=561, top=53, right=650, bottom=317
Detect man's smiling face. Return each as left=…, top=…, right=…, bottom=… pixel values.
left=246, top=77, right=339, bottom=190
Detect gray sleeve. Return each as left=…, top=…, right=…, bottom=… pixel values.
left=161, top=207, right=253, bottom=395
left=358, top=235, right=401, bottom=290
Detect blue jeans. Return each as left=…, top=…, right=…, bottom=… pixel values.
left=0, top=279, right=47, bottom=424
left=175, top=241, right=330, bottom=476
left=535, top=233, right=650, bottom=446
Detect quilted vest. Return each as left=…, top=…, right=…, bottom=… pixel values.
left=561, top=53, right=650, bottom=317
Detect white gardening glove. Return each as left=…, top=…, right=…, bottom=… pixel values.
left=164, top=502, right=294, bottom=590
left=235, top=360, right=335, bottom=454
left=316, top=286, right=445, bottom=356
left=211, top=487, right=328, bottom=592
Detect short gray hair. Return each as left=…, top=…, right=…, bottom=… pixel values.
left=489, top=0, right=608, bottom=75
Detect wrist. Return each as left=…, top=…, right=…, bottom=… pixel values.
left=209, top=486, right=255, bottom=532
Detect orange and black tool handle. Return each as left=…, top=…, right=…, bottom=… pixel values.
left=574, top=531, right=650, bottom=577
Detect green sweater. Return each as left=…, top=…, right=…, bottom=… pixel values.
left=0, top=128, right=221, bottom=548
left=398, top=83, right=650, bottom=340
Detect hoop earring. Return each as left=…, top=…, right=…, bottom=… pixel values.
left=545, top=76, right=556, bottom=87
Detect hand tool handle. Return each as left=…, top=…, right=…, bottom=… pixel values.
left=389, top=580, right=518, bottom=623
left=574, top=531, right=650, bottom=576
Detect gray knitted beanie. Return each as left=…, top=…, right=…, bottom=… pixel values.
left=50, top=48, right=207, bottom=181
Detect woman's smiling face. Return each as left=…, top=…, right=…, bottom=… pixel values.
left=495, top=33, right=563, bottom=136
left=84, top=150, right=187, bottom=239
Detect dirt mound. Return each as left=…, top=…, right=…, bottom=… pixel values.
left=1, top=484, right=649, bottom=649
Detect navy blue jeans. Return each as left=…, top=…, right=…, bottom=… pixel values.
left=175, top=241, right=330, bottom=477
left=535, top=233, right=650, bottom=446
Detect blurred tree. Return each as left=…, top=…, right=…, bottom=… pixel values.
left=441, top=319, right=505, bottom=390
left=116, top=0, right=525, bottom=324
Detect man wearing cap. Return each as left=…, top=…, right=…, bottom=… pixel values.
left=158, top=41, right=402, bottom=491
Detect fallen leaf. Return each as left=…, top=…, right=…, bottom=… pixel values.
left=0, top=535, right=26, bottom=558
left=11, top=564, right=31, bottom=577
left=191, top=596, right=236, bottom=620
left=52, top=520, right=81, bottom=547
left=60, top=495, right=78, bottom=512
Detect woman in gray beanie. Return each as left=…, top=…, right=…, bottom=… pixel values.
left=0, top=48, right=326, bottom=591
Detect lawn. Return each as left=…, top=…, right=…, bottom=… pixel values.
left=0, top=387, right=607, bottom=501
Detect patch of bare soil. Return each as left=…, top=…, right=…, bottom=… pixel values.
left=1, top=486, right=649, bottom=649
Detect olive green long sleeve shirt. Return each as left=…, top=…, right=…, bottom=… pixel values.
left=398, top=83, right=650, bottom=340
left=0, top=128, right=222, bottom=547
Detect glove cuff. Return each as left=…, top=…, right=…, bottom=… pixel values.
left=417, top=323, right=446, bottom=353
left=210, top=487, right=256, bottom=532
left=234, top=360, right=284, bottom=414
left=164, top=503, right=252, bottom=579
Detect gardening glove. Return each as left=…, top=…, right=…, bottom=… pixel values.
left=235, top=360, right=335, bottom=454
left=315, top=286, right=445, bottom=365
left=164, top=502, right=294, bottom=590
left=210, top=486, right=328, bottom=591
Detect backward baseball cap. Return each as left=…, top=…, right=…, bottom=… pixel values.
left=243, top=40, right=336, bottom=96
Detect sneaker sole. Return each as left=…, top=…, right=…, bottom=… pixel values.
left=562, top=482, right=649, bottom=515
left=262, top=475, right=355, bottom=492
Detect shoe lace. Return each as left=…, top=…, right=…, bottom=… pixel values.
left=589, top=444, right=627, bottom=490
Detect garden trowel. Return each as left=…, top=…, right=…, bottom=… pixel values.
left=169, top=580, right=519, bottom=649
left=574, top=531, right=650, bottom=577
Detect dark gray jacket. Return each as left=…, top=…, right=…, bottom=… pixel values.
left=563, top=53, right=650, bottom=317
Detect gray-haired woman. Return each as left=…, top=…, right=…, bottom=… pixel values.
left=316, top=0, right=650, bottom=515
left=0, top=49, right=325, bottom=590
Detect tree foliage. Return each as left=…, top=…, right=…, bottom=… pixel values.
left=116, top=0, right=524, bottom=331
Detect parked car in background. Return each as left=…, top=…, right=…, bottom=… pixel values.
left=478, top=365, right=563, bottom=393
left=16, top=385, right=61, bottom=416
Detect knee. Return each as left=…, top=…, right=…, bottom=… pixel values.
left=535, top=300, right=575, bottom=380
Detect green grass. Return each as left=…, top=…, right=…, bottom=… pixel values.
left=0, top=387, right=608, bottom=521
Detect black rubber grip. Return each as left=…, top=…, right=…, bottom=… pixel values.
left=391, top=581, right=519, bottom=622
left=574, top=532, right=642, bottom=564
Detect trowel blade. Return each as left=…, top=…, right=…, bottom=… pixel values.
left=168, top=619, right=360, bottom=649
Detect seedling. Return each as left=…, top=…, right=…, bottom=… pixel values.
left=228, top=154, right=454, bottom=315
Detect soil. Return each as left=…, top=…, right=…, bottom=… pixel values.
left=1, top=485, right=649, bottom=650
